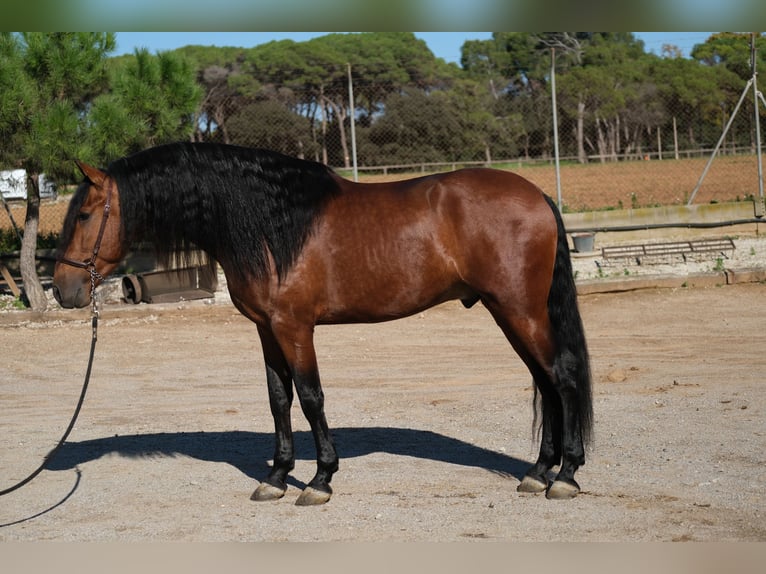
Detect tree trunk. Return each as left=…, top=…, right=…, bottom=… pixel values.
left=19, top=174, right=47, bottom=311
left=214, top=105, right=230, bottom=144
left=595, top=116, right=607, bottom=163
left=577, top=100, right=587, bottom=164
left=324, top=97, right=350, bottom=169
left=319, top=86, right=329, bottom=165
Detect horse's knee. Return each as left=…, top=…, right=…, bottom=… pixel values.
left=295, top=384, right=325, bottom=417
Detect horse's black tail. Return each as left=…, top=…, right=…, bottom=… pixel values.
left=542, top=194, right=593, bottom=448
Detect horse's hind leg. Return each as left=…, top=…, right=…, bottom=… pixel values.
left=522, top=360, right=586, bottom=499
left=545, top=348, right=588, bottom=499
left=484, top=302, right=582, bottom=499
left=517, top=375, right=566, bottom=495
left=519, top=348, right=586, bottom=499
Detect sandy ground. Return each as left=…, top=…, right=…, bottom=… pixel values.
left=1, top=240, right=765, bottom=542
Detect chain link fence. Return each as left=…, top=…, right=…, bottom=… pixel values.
left=2, top=73, right=765, bottom=243
left=205, top=75, right=765, bottom=211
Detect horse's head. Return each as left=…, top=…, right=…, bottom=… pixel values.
left=52, top=161, right=124, bottom=309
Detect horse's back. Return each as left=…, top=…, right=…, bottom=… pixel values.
left=334, top=167, right=554, bottom=235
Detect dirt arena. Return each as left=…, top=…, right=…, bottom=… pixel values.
left=1, top=275, right=764, bottom=542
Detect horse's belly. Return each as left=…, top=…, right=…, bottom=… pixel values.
left=316, top=262, right=471, bottom=324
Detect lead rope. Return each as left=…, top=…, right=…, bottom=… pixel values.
left=0, top=271, right=101, bottom=496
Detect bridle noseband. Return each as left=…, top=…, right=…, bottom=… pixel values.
left=58, top=182, right=114, bottom=302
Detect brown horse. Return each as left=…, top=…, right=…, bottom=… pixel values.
left=53, top=142, right=592, bottom=505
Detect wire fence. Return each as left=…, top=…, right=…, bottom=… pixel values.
left=208, top=86, right=765, bottom=174
left=2, top=72, right=765, bottom=240
left=200, top=73, right=765, bottom=211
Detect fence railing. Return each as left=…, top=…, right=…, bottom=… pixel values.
left=1, top=152, right=763, bottom=249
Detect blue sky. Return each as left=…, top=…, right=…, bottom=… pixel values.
left=113, top=31, right=717, bottom=63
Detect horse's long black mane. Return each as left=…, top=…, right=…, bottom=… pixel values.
left=66, top=142, right=341, bottom=281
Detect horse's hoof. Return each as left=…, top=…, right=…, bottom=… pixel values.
left=546, top=480, right=580, bottom=500
left=251, top=482, right=286, bottom=501
left=295, top=486, right=332, bottom=506
left=517, top=475, right=548, bottom=494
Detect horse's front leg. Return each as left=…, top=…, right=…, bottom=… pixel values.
left=273, top=321, right=338, bottom=506
left=292, top=366, right=339, bottom=506
left=251, top=326, right=296, bottom=501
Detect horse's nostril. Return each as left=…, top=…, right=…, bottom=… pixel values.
left=52, top=285, right=62, bottom=304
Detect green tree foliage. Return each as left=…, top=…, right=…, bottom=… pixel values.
left=162, top=31, right=762, bottom=171
left=16, top=32, right=115, bottom=180
left=88, top=49, right=202, bottom=161
left=361, top=89, right=462, bottom=165
left=0, top=34, right=37, bottom=167
left=227, top=100, right=315, bottom=158
left=689, top=33, right=766, bottom=153
left=648, top=55, right=740, bottom=150
left=0, top=33, right=201, bottom=309
left=1, top=32, right=115, bottom=310
left=228, top=33, right=455, bottom=166
left=176, top=45, right=258, bottom=144
left=692, top=32, right=766, bottom=81
left=455, top=31, right=760, bottom=165
left=554, top=33, right=651, bottom=162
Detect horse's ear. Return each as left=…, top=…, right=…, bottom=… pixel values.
left=76, top=160, right=107, bottom=188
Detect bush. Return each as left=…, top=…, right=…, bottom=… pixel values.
left=0, top=228, right=59, bottom=253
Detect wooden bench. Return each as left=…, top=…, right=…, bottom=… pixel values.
left=601, top=238, right=736, bottom=265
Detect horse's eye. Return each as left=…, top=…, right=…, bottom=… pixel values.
left=78, top=212, right=91, bottom=223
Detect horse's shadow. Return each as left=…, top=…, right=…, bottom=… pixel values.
left=45, top=427, right=530, bottom=489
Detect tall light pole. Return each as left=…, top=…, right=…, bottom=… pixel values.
left=550, top=46, right=563, bottom=209
left=347, top=63, right=358, bottom=182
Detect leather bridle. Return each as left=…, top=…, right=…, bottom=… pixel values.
left=57, top=181, right=114, bottom=301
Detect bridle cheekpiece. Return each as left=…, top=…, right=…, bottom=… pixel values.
left=57, top=181, right=114, bottom=309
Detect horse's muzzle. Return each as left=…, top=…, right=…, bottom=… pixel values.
left=51, top=280, right=91, bottom=309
